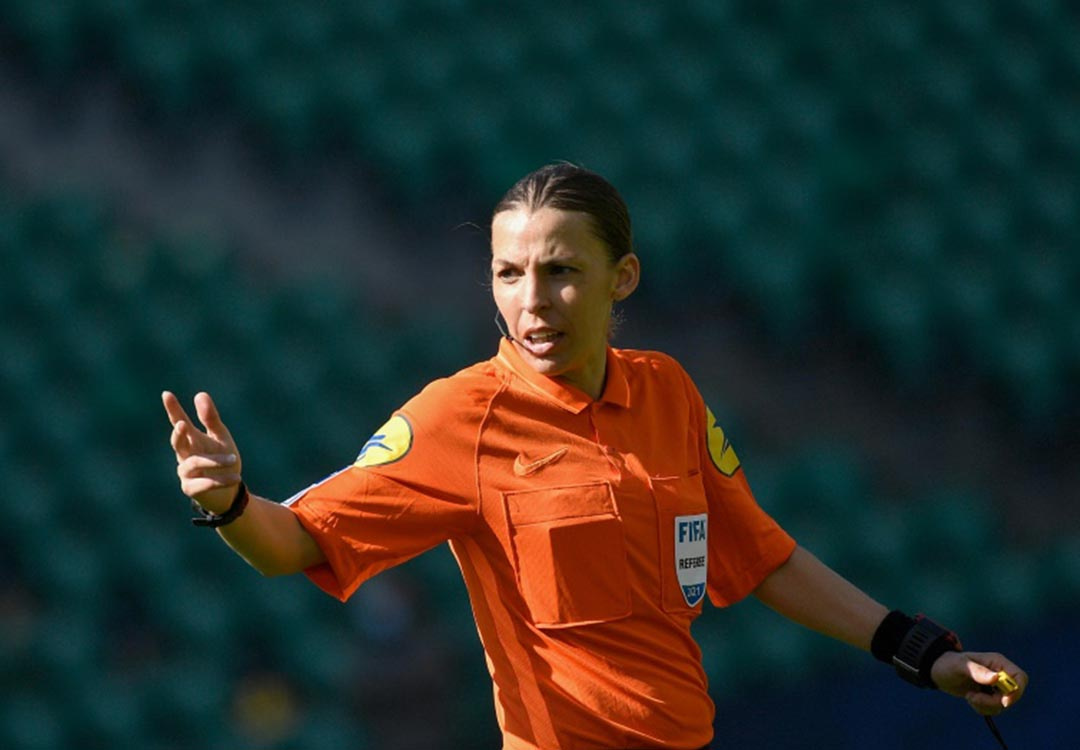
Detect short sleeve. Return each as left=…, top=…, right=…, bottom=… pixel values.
left=286, top=379, right=488, bottom=601
left=678, top=371, right=796, bottom=606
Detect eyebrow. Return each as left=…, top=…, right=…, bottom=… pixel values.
left=491, top=252, right=578, bottom=267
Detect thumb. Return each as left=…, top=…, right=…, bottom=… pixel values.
left=194, top=392, right=235, bottom=446
left=965, top=655, right=1002, bottom=687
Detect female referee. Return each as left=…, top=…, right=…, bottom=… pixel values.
left=163, top=163, right=1027, bottom=750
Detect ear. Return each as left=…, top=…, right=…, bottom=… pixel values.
left=611, top=253, right=641, bottom=302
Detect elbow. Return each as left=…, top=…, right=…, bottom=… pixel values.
left=246, top=556, right=305, bottom=578
left=254, top=564, right=288, bottom=578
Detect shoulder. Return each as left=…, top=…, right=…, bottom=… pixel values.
left=613, top=347, right=697, bottom=389
left=614, top=347, right=686, bottom=370
left=354, top=359, right=503, bottom=470
left=400, top=358, right=506, bottom=425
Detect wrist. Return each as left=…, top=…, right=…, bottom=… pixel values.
left=871, top=610, right=962, bottom=689
left=191, top=482, right=249, bottom=527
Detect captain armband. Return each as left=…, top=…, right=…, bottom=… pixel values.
left=870, top=610, right=962, bottom=689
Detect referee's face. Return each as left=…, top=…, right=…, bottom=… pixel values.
left=491, top=207, right=639, bottom=400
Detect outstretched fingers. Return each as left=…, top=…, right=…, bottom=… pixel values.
left=194, top=391, right=235, bottom=447
left=163, top=391, right=237, bottom=457
left=161, top=390, right=191, bottom=428
left=164, top=391, right=199, bottom=458
left=163, top=391, right=244, bottom=509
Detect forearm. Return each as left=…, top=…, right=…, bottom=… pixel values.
left=213, top=492, right=326, bottom=577
left=753, top=545, right=888, bottom=651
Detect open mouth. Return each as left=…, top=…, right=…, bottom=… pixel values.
left=521, top=329, right=564, bottom=355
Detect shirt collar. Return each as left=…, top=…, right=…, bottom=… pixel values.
left=495, top=337, right=631, bottom=414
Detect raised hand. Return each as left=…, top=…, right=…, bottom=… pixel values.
left=162, top=391, right=243, bottom=514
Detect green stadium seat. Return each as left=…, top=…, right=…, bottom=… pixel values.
left=141, top=660, right=230, bottom=746
left=1065, top=307, right=1080, bottom=375
left=972, top=110, right=1027, bottom=177
left=29, top=530, right=108, bottom=615
left=314, top=48, right=388, bottom=148
left=65, top=674, right=147, bottom=749
left=234, top=574, right=311, bottom=648
left=1024, top=166, right=1077, bottom=235
left=933, top=255, right=1002, bottom=361
left=148, top=576, right=236, bottom=659
left=911, top=566, right=976, bottom=632
left=902, top=123, right=963, bottom=187
left=30, top=610, right=103, bottom=700
left=1047, top=536, right=1080, bottom=602
left=719, top=222, right=818, bottom=342
left=187, top=4, right=267, bottom=101
left=115, top=19, right=199, bottom=117
left=0, top=0, right=80, bottom=77
left=106, top=510, right=188, bottom=595
left=277, top=620, right=354, bottom=694
left=747, top=608, right=818, bottom=681
left=844, top=503, right=919, bottom=605
left=917, top=489, right=998, bottom=565
left=1045, top=92, right=1080, bottom=155
left=933, top=0, right=989, bottom=40
left=847, top=267, right=939, bottom=386
left=984, top=315, right=1065, bottom=423
left=287, top=706, right=370, bottom=750
left=690, top=172, right=753, bottom=247
left=978, top=550, right=1048, bottom=627
left=7, top=463, right=60, bottom=540
left=239, top=61, right=323, bottom=158
left=878, top=197, right=946, bottom=274
left=75, top=0, right=143, bottom=54
left=0, top=693, right=67, bottom=750
left=261, top=2, right=333, bottom=60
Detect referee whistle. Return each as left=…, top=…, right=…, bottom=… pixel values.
left=993, top=671, right=1019, bottom=694
left=981, top=670, right=1019, bottom=695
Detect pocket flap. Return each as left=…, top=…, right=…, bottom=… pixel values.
left=504, top=482, right=615, bottom=526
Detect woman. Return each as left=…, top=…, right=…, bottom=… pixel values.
left=163, top=163, right=1026, bottom=750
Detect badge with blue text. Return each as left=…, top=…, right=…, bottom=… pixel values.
left=354, top=415, right=413, bottom=468
left=675, top=513, right=708, bottom=607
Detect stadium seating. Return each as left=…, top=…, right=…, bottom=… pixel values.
left=0, top=1, right=1076, bottom=426
left=1, top=2, right=1077, bottom=746
left=0, top=186, right=450, bottom=746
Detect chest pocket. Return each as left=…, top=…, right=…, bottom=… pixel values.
left=503, top=481, right=632, bottom=628
left=650, top=472, right=710, bottom=614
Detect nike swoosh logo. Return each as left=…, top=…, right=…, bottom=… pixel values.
left=513, top=447, right=569, bottom=477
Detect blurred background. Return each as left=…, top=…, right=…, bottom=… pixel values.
left=0, top=1, right=1077, bottom=748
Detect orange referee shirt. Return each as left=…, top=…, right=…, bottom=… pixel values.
left=286, top=338, right=796, bottom=750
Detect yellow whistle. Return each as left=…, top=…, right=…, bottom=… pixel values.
left=994, top=671, right=1019, bottom=694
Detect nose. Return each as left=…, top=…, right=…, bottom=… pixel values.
left=521, top=270, right=550, bottom=313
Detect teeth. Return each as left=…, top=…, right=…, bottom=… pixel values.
left=528, top=332, right=559, bottom=343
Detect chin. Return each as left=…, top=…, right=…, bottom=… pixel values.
left=523, top=353, right=566, bottom=375
left=516, top=344, right=569, bottom=374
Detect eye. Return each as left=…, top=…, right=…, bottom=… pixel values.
left=494, top=266, right=521, bottom=282
left=549, top=264, right=576, bottom=276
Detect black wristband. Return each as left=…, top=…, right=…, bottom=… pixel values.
left=871, top=610, right=916, bottom=664
left=191, top=482, right=249, bottom=528
left=872, top=610, right=963, bottom=689
left=893, top=614, right=963, bottom=689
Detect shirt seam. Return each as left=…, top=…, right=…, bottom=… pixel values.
left=473, top=373, right=511, bottom=526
